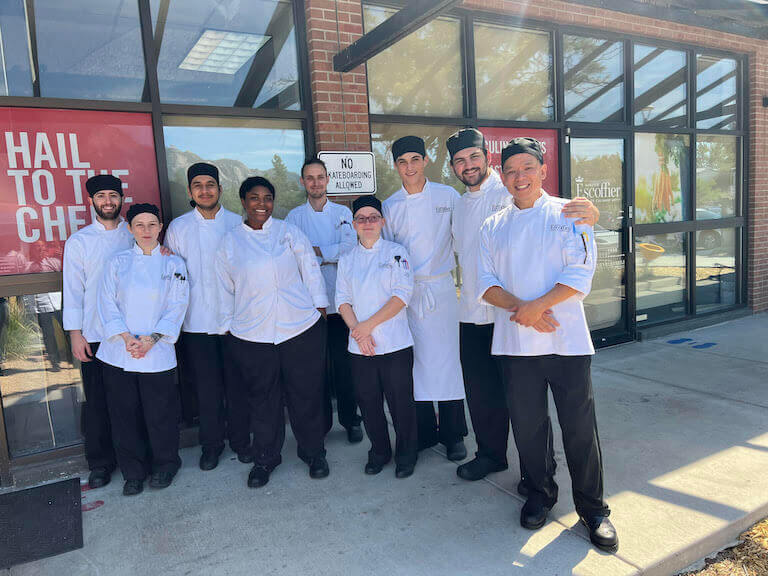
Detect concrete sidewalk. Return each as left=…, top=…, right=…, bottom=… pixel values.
left=5, top=313, right=768, bottom=576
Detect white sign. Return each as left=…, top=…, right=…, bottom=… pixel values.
left=318, top=151, right=376, bottom=195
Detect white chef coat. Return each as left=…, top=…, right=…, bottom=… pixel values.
left=63, top=219, right=134, bottom=343
left=96, top=244, right=189, bottom=372
left=452, top=169, right=512, bottom=325
left=215, top=217, right=329, bottom=344
left=477, top=192, right=597, bottom=357
left=165, top=206, right=243, bottom=334
left=335, top=238, right=414, bottom=356
left=381, top=180, right=465, bottom=401
left=286, top=199, right=356, bottom=314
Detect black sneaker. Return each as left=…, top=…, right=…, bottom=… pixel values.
left=247, top=465, right=271, bottom=488
left=123, top=479, right=144, bottom=496
left=520, top=497, right=551, bottom=530
left=456, top=457, right=507, bottom=481
left=395, top=463, right=415, bottom=478
left=308, top=456, right=330, bottom=479
left=148, top=471, right=175, bottom=489
left=88, top=467, right=112, bottom=489
left=364, top=454, right=389, bottom=475
left=445, top=440, right=467, bottom=461
left=199, top=449, right=221, bottom=471
left=346, top=424, right=364, bottom=444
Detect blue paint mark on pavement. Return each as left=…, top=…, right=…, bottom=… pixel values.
left=692, top=342, right=718, bottom=349
left=667, top=338, right=694, bottom=344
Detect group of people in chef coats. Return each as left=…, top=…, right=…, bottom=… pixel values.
left=63, top=128, right=618, bottom=552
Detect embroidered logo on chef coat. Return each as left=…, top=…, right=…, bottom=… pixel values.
left=174, top=272, right=186, bottom=282
left=491, top=204, right=506, bottom=212
left=394, top=255, right=409, bottom=270
left=434, top=206, right=452, bottom=214
left=550, top=224, right=570, bottom=232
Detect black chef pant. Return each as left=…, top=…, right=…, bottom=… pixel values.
left=102, top=364, right=181, bottom=481
left=416, top=399, right=468, bottom=450
left=350, top=347, right=417, bottom=467
left=79, top=342, right=116, bottom=472
left=498, top=354, right=609, bottom=518
left=180, top=332, right=231, bottom=454
left=224, top=318, right=327, bottom=470
left=459, top=322, right=510, bottom=466
left=324, top=313, right=361, bottom=432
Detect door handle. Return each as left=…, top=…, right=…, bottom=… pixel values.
left=628, top=226, right=633, bottom=253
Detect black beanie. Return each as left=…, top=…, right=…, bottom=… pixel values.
left=391, top=136, right=426, bottom=161
left=85, top=174, right=123, bottom=197
left=126, top=203, right=161, bottom=224
left=187, top=162, right=220, bottom=186
left=352, top=195, right=382, bottom=216
left=446, top=128, right=486, bottom=160
left=501, top=137, right=544, bottom=168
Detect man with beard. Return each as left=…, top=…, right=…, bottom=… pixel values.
left=382, top=136, right=467, bottom=460
left=286, top=158, right=362, bottom=444
left=165, top=163, right=244, bottom=470
left=64, top=174, right=135, bottom=489
left=448, top=129, right=599, bottom=487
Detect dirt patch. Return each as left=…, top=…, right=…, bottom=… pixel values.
left=679, top=517, right=768, bottom=576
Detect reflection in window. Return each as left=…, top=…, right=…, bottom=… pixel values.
left=34, top=0, right=146, bottom=101
left=370, top=123, right=462, bottom=201
left=696, top=135, right=738, bottom=219
left=635, top=133, right=690, bottom=224
left=564, top=35, right=623, bottom=122
left=474, top=24, right=553, bottom=121
left=0, top=0, right=34, bottom=96
left=152, top=0, right=300, bottom=109
left=696, top=228, right=737, bottom=313
left=162, top=117, right=305, bottom=219
left=634, top=45, right=687, bottom=127
left=364, top=6, right=462, bottom=117
left=697, top=55, right=738, bottom=130
left=0, top=294, right=84, bottom=458
left=636, top=232, right=687, bottom=324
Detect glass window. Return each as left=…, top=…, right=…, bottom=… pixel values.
left=634, top=45, right=687, bottom=127
left=162, top=117, right=306, bottom=219
left=563, top=35, right=624, bottom=123
left=152, top=0, right=301, bottom=109
left=696, top=135, right=738, bottom=220
left=696, top=228, right=737, bottom=313
left=474, top=23, right=552, bottom=121
left=0, top=0, right=34, bottom=96
left=635, top=133, right=690, bottom=224
left=370, top=123, right=462, bottom=201
left=0, top=293, right=84, bottom=458
left=34, top=0, right=146, bottom=101
left=636, top=232, right=687, bottom=324
left=364, top=6, right=462, bottom=117
left=696, top=55, right=738, bottom=130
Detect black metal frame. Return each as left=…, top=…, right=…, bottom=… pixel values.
left=0, top=0, right=315, bottom=480
left=362, top=0, right=749, bottom=337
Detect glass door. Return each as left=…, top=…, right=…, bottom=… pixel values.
left=568, top=135, right=634, bottom=345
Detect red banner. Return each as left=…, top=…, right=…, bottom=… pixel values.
left=479, top=127, right=560, bottom=197
left=0, top=108, right=160, bottom=276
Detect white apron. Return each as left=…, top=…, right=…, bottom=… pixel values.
left=407, top=272, right=465, bottom=401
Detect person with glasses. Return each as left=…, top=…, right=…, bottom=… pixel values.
left=97, top=203, right=189, bottom=496
left=215, top=176, right=331, bottom=488
left=286, top=158, right=363, bottom=445
left=336, top=195, right=417, bottom=478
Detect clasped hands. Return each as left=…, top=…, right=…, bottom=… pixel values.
left=508, top=299, right=560, bottom=333
left=120, top=333, right=156, bottom=359
left=350, top=320, right=376, bottom=357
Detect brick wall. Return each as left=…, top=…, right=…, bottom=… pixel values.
left=303, top=0, right=768, bottom=311
left=304, top=0, right=371, bottom=153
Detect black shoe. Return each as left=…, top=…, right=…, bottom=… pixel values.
left=247, top=465, right=271, bottom=488
left=456, top=457, right=507, bottom=481
left=148, top=471, right=175, bottom=489
left=236, top=452, right=254, bottom=464
left=199, top=449, right=221, bottom=471
left=445, top=440, right=467, bottom=461
left=517, top=479, right=530, bottom=497
left=309, top=456, right=330, bottom=479
left=88, top=467, right=112, bottom=489
left=395, top=463, right=415, bottom=478
left=520, top=497, right=551, bottom=530
left=346, top=424, right=364, bottom=444
left=122, top=479, right=143, bottom=496
left=580, top=515, right=619, bottom=552
left=364, top=455, right=388, bottom=475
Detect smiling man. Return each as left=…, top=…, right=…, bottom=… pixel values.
left=165, top=163, right=244, bottom=471
left=63, top=174, right=135, bottom=489
left=477, top=137, right=617, bottom=553
left=448, top=129, right=598, bottom=489
left=381, top=136, right=467, bottom=460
